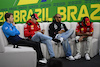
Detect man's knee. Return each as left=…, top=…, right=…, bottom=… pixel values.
left=69, top=29, right=74, bottom=33
left=36, top=32, right=42, bottom=36
left=45, top=39, right=51, bottom=42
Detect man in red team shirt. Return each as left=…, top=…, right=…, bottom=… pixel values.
left=24, top=13, right=55, bottom=59
left=74, top=17, right=94, bottom=60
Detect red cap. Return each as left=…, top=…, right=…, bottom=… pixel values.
left=34, top=13, right=39, bottom=19
left=85, top=18, right=90, bottom=26
left=31, top=13, right=39, bottom=19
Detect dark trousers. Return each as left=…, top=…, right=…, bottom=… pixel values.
left=16, top=39, right=44, bottom=60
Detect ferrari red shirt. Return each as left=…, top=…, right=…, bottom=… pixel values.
left=76, top=22, right=94, bottom=34
left=24, top=20, right=41, bottom=38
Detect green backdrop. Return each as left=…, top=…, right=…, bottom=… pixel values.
left=0, top=0, right=100, bottom=25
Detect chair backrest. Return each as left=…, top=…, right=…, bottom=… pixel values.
left=63, top=22, right=71, bottom=29
left=99, top=22, right=100, bottom=49
left=70, top=22, right=77, bottom=38
left=93, top=22, right=100, bottom=39
left=42, top=22, right=51, bottom=36
left=16, top=24, right=26, bottom=38
left=0, top=26, right=8, bottom=53
left=39, top=23, right=44, bottom=30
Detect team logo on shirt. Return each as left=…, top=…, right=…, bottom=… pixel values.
left=31, top=25, right=34, bottom=27
left=37, top=24, right=40, bottom=28
left=31, top=25, right=34, bottom=30
left=5, top=27, right=8, bottom=30
left=76, top=30, right=78, bottom=32
left=54, top=24, right=58, bottom=29
left=81, top=28, right=84, bottom=31
left=87, top=21, right=89, bottom=23
left=87, top=28, right=90, bottom=31
left=92, top=30, right=93, bottom=32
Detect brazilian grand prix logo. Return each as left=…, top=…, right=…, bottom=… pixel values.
left=18, top=0, right=39, bottom=5
left=13, top=0, right=53, bottom=6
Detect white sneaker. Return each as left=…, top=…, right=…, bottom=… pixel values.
left=85, top=53, right=90, bottom=60
left=59, top=37, right=64, bottom=43
left=74, top=53, right=81, bottom=59
left=66, top=56, right=75, bottom=60
left=39, top=58, right=47, bottom=64
left=55, top=34, right=59, bottom=39
left=55, top=34, right=64, bottom=43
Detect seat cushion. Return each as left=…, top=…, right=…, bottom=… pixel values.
left=0, top=45, right=37, bottom=67
left=5, top=45, right=35, bottom=52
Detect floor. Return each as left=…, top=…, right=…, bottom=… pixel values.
left=37, top=54, right=100, bottom=67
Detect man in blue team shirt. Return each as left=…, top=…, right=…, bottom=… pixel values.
left=2, top=13, right=47, bottom=64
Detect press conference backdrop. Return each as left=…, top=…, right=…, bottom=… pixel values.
left=0, top=0, right=100, bottom=25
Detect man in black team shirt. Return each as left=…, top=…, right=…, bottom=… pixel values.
left=49, top=14, right=75, bottom=60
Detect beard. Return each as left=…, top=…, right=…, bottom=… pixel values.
left=9, top=20, right=14, bottom=23
left=58, top=19, right=61, bottom=22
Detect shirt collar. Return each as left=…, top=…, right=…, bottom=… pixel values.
left=5, top=21, right=11, bottom=25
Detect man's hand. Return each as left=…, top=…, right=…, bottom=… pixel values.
left=58, top=30, right=65, bottom=34
left=35, top=30, right=41, bottom=34
left=35, top=29, right=45, bottom=34
left=41, top=29, right=45, bottom=34
left=86, top=32, right=90, bottom=35
left=76, top=32, right=91, bottom=36
left=78, top=36, right=88, bottom=42
left=78, top=36, right=85, bottom=42
left=12, top=22, right=15, bottom=26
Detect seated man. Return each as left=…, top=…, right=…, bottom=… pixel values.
left=49, top=14, right=75, bottom=60
left=24, top=13, right=55, bottom=58
left=74, top=17, right=94, bottom=60
left=2, top=13, right=47, bottom=64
